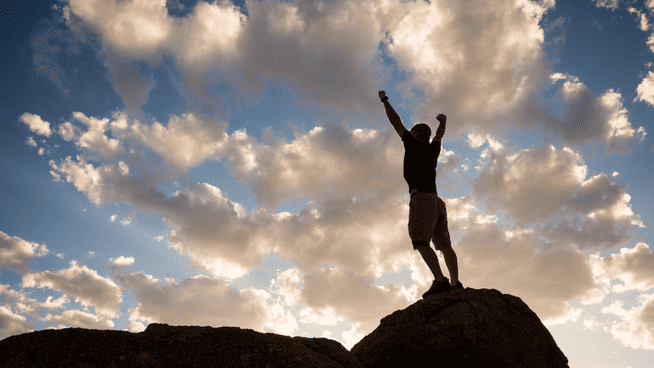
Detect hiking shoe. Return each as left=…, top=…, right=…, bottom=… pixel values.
left=422, top=278, right=452, bottom=298
left=451, top=280, right=464, bottom=290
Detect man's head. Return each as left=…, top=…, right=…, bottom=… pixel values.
left=410, top=123, right=431, bottom=142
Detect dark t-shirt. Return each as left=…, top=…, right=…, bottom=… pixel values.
left=402, top=129, right=441, bottom=193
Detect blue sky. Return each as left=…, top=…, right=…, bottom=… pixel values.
left=1, top=0, right=654, bottom=367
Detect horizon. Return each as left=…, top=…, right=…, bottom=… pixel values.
left=1, top=1, right=654, bottom=367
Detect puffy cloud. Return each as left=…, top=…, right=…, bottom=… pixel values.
left=472, top=144, right=643, bottom=250
left=21, top=260, right=122, bottom=318
left=43, top=309, right=114, bottom=330
left=109, top=112, right=228, bottom=173
left=62, top=0, right=399, bottom=120
left=63, top=0, right=171, bottom=59
left=635, top=70, right=654, bottom=107
left=550, top=77, right=645, bottom=153
left=226, top=123, right=405, bottom=208
left=111, top=271, right=278, bottom=331
left=590, top=243, right=654, bottom=292
left=0, top=304, right=34, bottom=340
left=19, top=113, right=52, bottom=137
left=107, top=255, right=135, bottom=274
left=0, top=231, right=49, bottom=274
left=386, top=0, right=553, bottom=136
left=444, top=196, right=603, bottom=324
left=299, top=266, right=411, bottom=334
left=26, top=136, right=37, bottom=147
left=47, top=121, right=416, bottom=278
left=594, top=0, right=620, bottom=11
left=602, top=293, right=654, bottom=349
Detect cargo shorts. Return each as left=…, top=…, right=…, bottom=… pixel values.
left=408, top=192, right=452, bottom=251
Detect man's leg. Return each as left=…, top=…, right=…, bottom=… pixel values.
left=440, top=245, right=459, bottom=287
left=415, top=243, right=445, bottom=281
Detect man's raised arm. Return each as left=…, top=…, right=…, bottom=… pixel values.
left=379, top=91, right=406, bottom=138
left=433, top=113, right=447, bottom=142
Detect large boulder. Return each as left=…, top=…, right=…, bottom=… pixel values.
left=0, top=323, right=363, bottom=368
left=351, top=288, right=569, bottom=368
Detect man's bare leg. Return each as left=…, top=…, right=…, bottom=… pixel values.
left=440, top=246, right=459, bottom=286
left=416, top=246, right=445, bottom=281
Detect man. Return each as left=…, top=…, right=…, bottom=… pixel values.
left=379, top=90, right=462, bottom=298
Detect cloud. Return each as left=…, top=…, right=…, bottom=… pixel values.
left=107, top=255, right=135, bottom=274
left=385, top=0, right=554, bottom=136
left=62, top=0, right=399, bottom=120
left=19, top=113, right=52, bottom=137
left=109, top=111, right=228, bottom=173
left=549, top=77, right=645, bottom=153
left=61, top=112, right=122, bottom=158
left=444, top=196, right=602, bottom=325
left=594, top=0, right=620, bottom=11
left=299, top=266, right=411, bottom=334
left=43, top=309, right=115, bottom=330
left=590, top=243, right=654, bottom=292
left=21, top=260, right=122, bottom=318
left=111, top=271, right=279, bottom=331
left=602, top=293, right=654, bottom=349
left=636, top=71, right=654, bottom=106
left=0, top=231, right=49, bottom=274
left=472, top=143, right=643, bottom=250
left=0, top=304, right=34, bottom=340
left=224, top=122, right=407, bottom=208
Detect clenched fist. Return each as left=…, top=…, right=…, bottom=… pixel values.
left=436, top=114, right=447, bottom=124
left=378, top=90, right=386, bottom=99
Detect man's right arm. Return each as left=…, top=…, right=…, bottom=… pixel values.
left=379, top=91, right=406, bottom=138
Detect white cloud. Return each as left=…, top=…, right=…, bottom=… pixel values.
left=62, top=0, right=399, bottom=120
left=444, top=196, right=604, bottom=323
left=550, top=77, right=645, bottom=153
left=594, top=0, right=621, bottom=11
left=43, top=309, right=114, bottom=330
left=590, top=243, right=654, bottom=292
left=63, top=0, right=171, bottom=59
left=472, top=143, right=642, bottom=250
left=386, top=0, right=554, bottom=136
left=635, top=71, right=654, bottom=106
left=111, top=271, right=275, bottom=331
left=21, top=260, right=122, bottom=318
left=0, top=231, right=49, bottom=274
left=299, top=266, right=411, bottom=336
left=19, top=113, right=52, bottom=137
left=225, top=123, right=406, bottom=208
left=26, top=136, right=37, bottom=147
left=0, top=304, right=34, bottom=340
left=627, top=6, right=651, bottom=32
left=107, top=255, right=135, bottom=274
left=602, top=294, right=654, bottom=349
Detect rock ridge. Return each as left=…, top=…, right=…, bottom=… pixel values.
left=1, top=288, right=568, bottom=367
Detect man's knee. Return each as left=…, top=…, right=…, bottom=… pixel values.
left=412, top=240, right=430, bottom=250
left=435, top=239, right=453, bottom=252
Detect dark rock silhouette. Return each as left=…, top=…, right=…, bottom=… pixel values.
left=351, top=288, right=569, bottom=368
left=1, top=288, right=568, bottom=368
left=0, top=323, right=363, bottom=368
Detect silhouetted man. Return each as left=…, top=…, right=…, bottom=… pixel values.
left=379, top=90, right=462, bottom=298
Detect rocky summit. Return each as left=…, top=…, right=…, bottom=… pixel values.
left=1, top=288, right=568, bottom=368
left=351, top=288, right=569, bottom=368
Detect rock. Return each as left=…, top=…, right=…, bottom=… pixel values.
left=1, top=288, right=568, bottom=368
left=0, top=323, right=363, bottom=368
left=351, top=288, right=569, bottom=368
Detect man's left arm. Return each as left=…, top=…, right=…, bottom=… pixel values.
left=433, top=114, right=446, bottom=142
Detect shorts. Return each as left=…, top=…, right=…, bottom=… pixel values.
left=408, top=192, right=452, bottom=251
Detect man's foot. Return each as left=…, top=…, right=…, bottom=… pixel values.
left=422, top=278, right=452, bottom=298
left=451, top=280, right=464, bottom=290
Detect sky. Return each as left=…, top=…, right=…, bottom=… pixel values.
left=1, top=0, right=654, bottom=366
